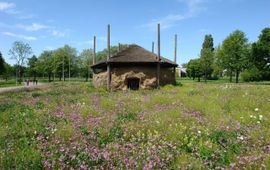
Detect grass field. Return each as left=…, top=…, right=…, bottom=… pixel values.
left=0, top=81, right=270, bottom=169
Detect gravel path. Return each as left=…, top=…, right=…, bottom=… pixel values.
left=0, top=83, right=47, bottom=93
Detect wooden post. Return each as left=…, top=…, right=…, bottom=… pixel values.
left=93, top=36, right=96, bottom=65
left=174, top=34, right=177, bottom=63
left=152, top=41, right=155, bottom=53
left=118, top=43, right=121, bottom=52
left=107, top=24, right=111, bottom=91
left=174, top=34, right=177, bottom=82
left=69, top=55, right=70, bottom=81
left=62, top=55, right=64, bottom=81
left=157, top=24, right=160, bottom=89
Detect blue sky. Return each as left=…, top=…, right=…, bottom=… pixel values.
left=0, top=0, right=269, bottom=65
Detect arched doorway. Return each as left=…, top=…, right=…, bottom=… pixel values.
left=127, top=77, right=140, bottom=90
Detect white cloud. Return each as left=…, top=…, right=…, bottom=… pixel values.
left=0, top=2, right=36, bottom=19
left=52, top=30, right=66, bottom=37
left=143, top=0, right=208, bottom=30
left=2, top=31, right=37, bottom=41
left=0, top=2, right=15, bottom=11
left=16, top=23, right=49, bottom=31
left=142, top=14, right=186, bottom=30
left=178, top=0, right=207, bottom=16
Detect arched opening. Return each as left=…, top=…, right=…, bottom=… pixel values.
left=127, top=77, right=140, bottom=90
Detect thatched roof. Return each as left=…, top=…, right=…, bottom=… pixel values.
left=91, top=44, right=178, bottom=68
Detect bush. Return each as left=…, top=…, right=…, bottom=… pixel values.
left=241, top=67, right=262, bottom=82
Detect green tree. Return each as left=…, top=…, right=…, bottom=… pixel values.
left=220, top=30, right=250, bottom=83
left=63, top=45, right=77, bottom=80
left=200, top=35, right=214, bottom=82
left=27, top=55, right=38, bottom=80
left=2, top=63, right=14, bottom=81
left=79, top=49, right=94, bottom=81
left=36, top=51, right=54, bottom=81
left=251, top=28, right=270, bottom=80
left=212, top=45, right=224, bottom=78
left=51, top=45, right=77, bottom=81
left=96, top=44, right=129, bottom=62
left=9, top=41, right=32, bottom=84
left=186, top=58, right=203, bottom=82
left=0, top=51, right=6, bottom=75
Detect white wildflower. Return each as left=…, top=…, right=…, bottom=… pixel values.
left=238, top=136, right=244, bottom=140
left=255, top=108, right=259, bottom=112
left=259, top=115, right=263, bottom=120
left=198, top=130, right=201, bottom=134
left=257, top=121, right=261, bottom=124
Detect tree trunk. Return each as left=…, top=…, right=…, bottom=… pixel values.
left=198, top=77, right=201, bottom=82
left=204, top=72, right=207, bottom=82
left=236, top=70, right=239, bottom=83
left=18, top=66, right=22, bottom=84
left=229, top=71, right=232, bottom=83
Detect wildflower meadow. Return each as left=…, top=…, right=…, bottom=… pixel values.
left=0, top=82, right=270, bottom=169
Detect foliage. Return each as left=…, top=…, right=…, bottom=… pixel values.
left=186, top=59, right=203, bottom=81
left=1, top=63, right=14, bottom=81
left=26, top=55, right=38, bottom=79
left=241, top=66, right=262, bottom=82
left=9, top=41, right=32, bottom=83
left=218, top=30, right=250, bottom=83
left=78, top=49, right=94, bottom=81
left=0, top=52, right=5, bottom=75
left=200, top=35, right=215, bottom=82
left=250, top=28, right=270, bottom=80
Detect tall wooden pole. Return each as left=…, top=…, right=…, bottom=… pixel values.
left=157, top=23, right=160, bottom=88
left=118, top=43, right=121, bottom=52
left=107, top=24, right=111, bottom=91
left=93, top=36, right=96, bottom=65
left=62, top=55, right=64, bottom=81
left=174, top=34, right=177, bottom=81
left=174, top=34, right=177, bottom=63
left=69, top=55, right=70, bottom=81
left=152, top=41, right=155, bottom=53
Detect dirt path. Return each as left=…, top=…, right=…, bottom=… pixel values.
left=0, top=83, right=48, bottom=93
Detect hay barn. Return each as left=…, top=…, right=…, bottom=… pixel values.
left=91, top=44, right=178, bottom=90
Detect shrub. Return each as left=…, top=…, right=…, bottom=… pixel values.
left=241, top=67, right=262, bottom=82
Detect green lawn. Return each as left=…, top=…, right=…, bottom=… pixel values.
left=0, top=81, right=270, bottom=169
left=0, top=79, right=23, bottom=88
left=0, top=77, right=89, bottom=88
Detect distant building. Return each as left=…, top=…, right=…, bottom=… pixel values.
left=176, top=67, right=187, bottom=77
left=91, top=44, right=178, bottom=90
